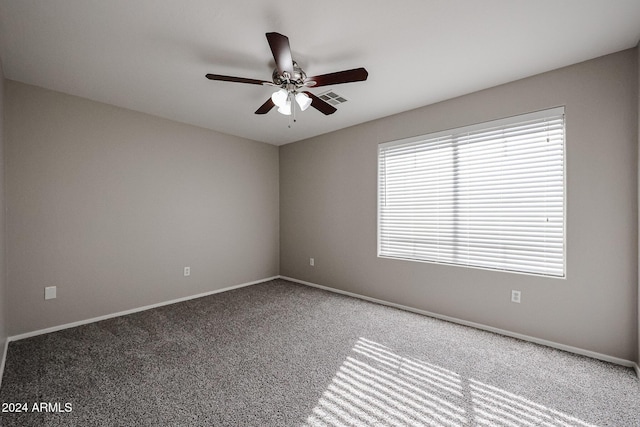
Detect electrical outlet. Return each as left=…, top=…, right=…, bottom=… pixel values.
left=45, top=286, right=57, bottom=300
left=511, top=290, right=521, bottom=303
left=184, top=266, right=191, bottom=277
left=310, top=258, right=315, bottom=266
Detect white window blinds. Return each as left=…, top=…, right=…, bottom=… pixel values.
left=378, top=107, right=565, bottom=277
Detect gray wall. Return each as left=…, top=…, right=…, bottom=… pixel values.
left=280, top=49, right=639, bottom=361
left=0, top=61, right=6, bottom=353
left=5, top=81, right=279, bottom=336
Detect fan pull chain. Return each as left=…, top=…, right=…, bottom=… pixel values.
left=293, top=94, right=297, bottom=124
left=288, top=91, right=295, bottom=128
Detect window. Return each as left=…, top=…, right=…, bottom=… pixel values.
left=378, top=107, right=565, bottom=277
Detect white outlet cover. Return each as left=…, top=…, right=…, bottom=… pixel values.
left=511, top=290, right=521, bottom=303
left=184, top=267, right=191, bottom=277
left=310, top=258, right=314, bottom=266
left=45, top=286, right=57, bottom=300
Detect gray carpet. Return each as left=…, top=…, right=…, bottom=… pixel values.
left=0, top=279, right=638, bottom=426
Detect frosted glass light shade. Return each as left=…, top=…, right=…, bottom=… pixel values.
left=295, top=92, right=312, bottom=111
left=278, top=101, right=292, bottom=115
left=271, top=89, right=288, bottom=108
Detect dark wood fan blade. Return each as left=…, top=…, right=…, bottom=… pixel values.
left=255, top=98, right=275, bottom=115
left=306, top=67, right=368, bottom=87
left=206, top=74, right=270, bottom=85
left=302, top=91, right=337, bottom=115
left=266, top=32, right=294, bottom=76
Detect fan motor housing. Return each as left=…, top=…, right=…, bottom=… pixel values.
left=272, top=61, right=307, bottom=87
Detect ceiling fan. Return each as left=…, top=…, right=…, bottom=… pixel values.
left=206, top=32, right=368, bottom=117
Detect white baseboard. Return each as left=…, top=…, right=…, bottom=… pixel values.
left=8, top=276, right=279, bottom=342
left=0, top=338, right=8, bottom=388
left=280, top=275, right=639, bottom=376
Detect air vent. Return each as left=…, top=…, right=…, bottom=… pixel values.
left=318, top=91, right=348, bottom=106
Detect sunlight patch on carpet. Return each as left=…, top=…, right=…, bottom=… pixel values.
left=469, top=379, right=598, bottom=427
left=304, top=337, right=598, bottom=427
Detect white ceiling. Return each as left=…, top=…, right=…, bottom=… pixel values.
left=0, top=1, right=639, bottom=145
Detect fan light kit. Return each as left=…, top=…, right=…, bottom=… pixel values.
left=206, top=32, right=368, bottom=125
left=271, top=88, right=312, bottom=115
